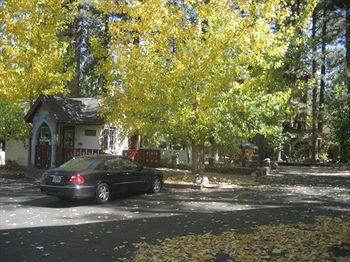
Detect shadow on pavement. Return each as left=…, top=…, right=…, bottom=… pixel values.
left=1, top=205, right=349, bottom=262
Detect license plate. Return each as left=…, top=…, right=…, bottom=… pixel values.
left=52, top=176, right=61, bottom=183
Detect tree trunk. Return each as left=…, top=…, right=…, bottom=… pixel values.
left=71, top=13, right=83, bottom=97
left=311, top=12, right=318, bottom=161
left=252, top=134, right=265, bottom=165
left=213, top=149, right=219, bottom=162
left=186, top=146, right=191, bottom=164
left=136, top=135, right=141, bottom=150
left=191, top=141, right=204, bottom=174
left=208, top=138, right=218, bottom=166
left=101, top=14, right=110, bottom=94
left=346, top=7, right=350, bottom=128
left=318, top=7, right=327, bottom=133
left=300, top=92, right=307, bottom=130
left=344, top=6, right=350, bottom=161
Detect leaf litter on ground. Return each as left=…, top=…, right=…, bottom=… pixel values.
left=133, top=216, right=350, bottom=261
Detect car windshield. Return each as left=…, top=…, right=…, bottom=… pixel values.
left=59, top=157, right=96, bottom=170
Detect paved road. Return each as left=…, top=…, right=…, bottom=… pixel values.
left=0, top=167, right=349, bottom=261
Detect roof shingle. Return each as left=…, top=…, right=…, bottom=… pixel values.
left=25, top=95, right=105, bottom=125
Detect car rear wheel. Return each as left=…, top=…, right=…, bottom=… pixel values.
left=150, top=176, right=162, bottom=194
left=95, top=183, right=111, bottom=204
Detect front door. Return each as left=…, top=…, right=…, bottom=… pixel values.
left=61, top=126, right=75, bottom=163
left=35, top=123, right=52, bottom=168
left=36, top=144, right=51, bottom=168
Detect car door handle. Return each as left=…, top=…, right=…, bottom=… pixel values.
left=107, top=173, right=112, bottom=176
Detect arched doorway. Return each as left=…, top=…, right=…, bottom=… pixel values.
left=35, top=123, right=52, bottom=168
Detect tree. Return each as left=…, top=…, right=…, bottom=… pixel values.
left=285, top=0, right=349, bottom=162
left=80, top=6, right=111, bottom=97
left=316, top=0, right=349, bottom=162
left=345, top=3, right=350, bottom=161
left=99, top=0, right=316, bottom=173
left=328, top=1, right=350, bottom=162
left=0, top=0, right=73, bottom=138
left=318, top=5, right=327, bottom=133
left=0, top=100, right=29, bottom=141
left=311, top=10, right=318, bottom=161
left=0, top=0, right=75, bottom=102
left=0, top=0, right=76, bottom=140
left=67, top=1, right=111, bottom=97
left=70, top=3, right=84, bottom=97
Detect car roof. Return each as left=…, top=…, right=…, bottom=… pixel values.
left=75, top=154, right=125, bottom=159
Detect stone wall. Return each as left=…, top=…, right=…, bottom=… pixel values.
left=5, top=139, right=29, bottom=166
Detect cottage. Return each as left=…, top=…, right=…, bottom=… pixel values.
left=4, top=95, right=178, bottom=168
left=21, top=95, right=128, bottom=168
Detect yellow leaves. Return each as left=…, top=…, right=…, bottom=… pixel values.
left=0, top=0, right=75, bottom=103
left=97, top=0, right=316, bottom=141
left=95, top=0, right=119, bottom=15
left=276, top=89, right=292, bottom=104
left=133, top=216, right=350, bottom=261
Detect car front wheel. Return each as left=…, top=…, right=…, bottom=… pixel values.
left=95, top=183, right=111, bottom=204
left=150, top=176, right=162, bottom=193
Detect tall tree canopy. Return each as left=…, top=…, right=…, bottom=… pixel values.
left=0, top=0, right=76, bottom=140
left=99, top=0, right=316, bottom=171
left=0, top=0, right=75, bottom=102
left=67, top=0, right=111, bottom=97
left=286, top=0, right=350, bottom=162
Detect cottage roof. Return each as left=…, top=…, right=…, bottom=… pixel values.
left=24, top=95, right=104, bottom=125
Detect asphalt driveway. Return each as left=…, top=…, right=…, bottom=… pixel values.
left=0, top=166, right=349, bottom=261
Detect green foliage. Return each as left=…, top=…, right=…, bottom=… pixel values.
left=0, top=0, right=76, bottom=140
left=0, top=98, right=30, bottom=141
left=0, top=0, right=75, bottom=102
left=327, top=85, right=350, bottom=162
left=0, top=0, right=322, bottom=154
left=69, top=2, right=110, bottom=97
left=99, top=0, right=316, bottom=148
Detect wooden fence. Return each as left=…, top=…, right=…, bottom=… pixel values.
left=58, top=148, right=104, bottom=165
left=123, top=149, right=160, bottom=167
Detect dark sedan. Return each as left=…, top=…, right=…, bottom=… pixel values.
left=40, top=155, right=163, bottom=203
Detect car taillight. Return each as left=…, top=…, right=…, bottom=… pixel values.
left=68, top=174, right=85, bottom=185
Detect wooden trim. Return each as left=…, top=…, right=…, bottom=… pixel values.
left=56, top=121, right=105, bottom=125
left=24, top=95, right=44, bottom=123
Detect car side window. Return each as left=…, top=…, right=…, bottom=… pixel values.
left=103, top=158, right=123, bottom=171
left=119, top=158, right=138, bottom=170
